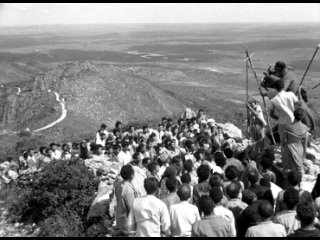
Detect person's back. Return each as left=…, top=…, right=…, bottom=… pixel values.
left=245, top=200, right=286, bottom=237
left=163, top=192, right=180, bottom=211
left=273, top=187, right=301, bottom=235
left=128, top=178, right=171, bottom=237
left=191, top=195, right=233, bottom=237
left=270, top=90, right=298, bottom=125
left=170, top=184, right=200, bottom=237
left=288, top=202, right=320, bottom=237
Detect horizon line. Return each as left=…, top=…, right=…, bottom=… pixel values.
left=1, top=21, right=319, bottom=28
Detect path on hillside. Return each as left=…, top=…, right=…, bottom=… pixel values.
left=32, top=91, right=67, bottom=133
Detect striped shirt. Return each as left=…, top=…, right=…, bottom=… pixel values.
left=273, top=210, right=301, bottom=235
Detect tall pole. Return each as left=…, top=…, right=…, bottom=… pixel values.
left=296, top=44, right=320, bottom=94
left=246, top=59, right=250, bottom=137
left=244, top=45, right=277, bottom=146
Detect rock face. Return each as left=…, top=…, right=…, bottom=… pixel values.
left=0, top=61, right=184, bottom=146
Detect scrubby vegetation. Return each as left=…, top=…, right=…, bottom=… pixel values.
left=7, top=160, right=105, bottom=237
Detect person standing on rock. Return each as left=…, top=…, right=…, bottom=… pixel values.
left=268, top=79, right=298, bottom=154
left=247, top=98, right=267, bottom=154
left=282, top=108, right=309, bottom=177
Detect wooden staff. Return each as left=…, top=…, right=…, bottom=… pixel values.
left=296, top=44, right=320, bottom=94
left=244, top=44, right=277, bottom=146
left=312, top=82, right=320, bottom=90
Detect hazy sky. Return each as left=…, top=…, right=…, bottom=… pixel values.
left=0, top=3, right=319, bottom=26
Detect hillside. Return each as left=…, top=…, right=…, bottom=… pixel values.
left=0, top=61, right=186, bottom=155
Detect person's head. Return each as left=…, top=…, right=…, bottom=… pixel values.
left=283, top=187, right=300, bottom=210
left=214, top=152, right=226, bottom=168
left=296, top=202, right=316, bottom=227
left=105, top=145, right=113, bottom=155
left=248, top=169, right=260, bottom=185
left=183, top=160, right=193, bottom=173
left=274, top=61, right=286, bottom=76
left=223, top=148, right=233, bottom=159
left=171, top=126, right=179, bottom=135
left=158, top=123, right=164, bottom=131
left=185, top=140, right=195, bottom=152
left=142, top=157, right=151, bottom=168
left=50, top=143, right=57, bottom=150
left=161, top=117, right=167, bottom=124
left=121, top=142, right=130, bottom=152
left=115, top=121, right=122, bottom=129
left=113, top=144, right=121, bottom=155
left=162, top=166, right=177, bottom=180
left=248, top=98, right=257, bottom=108
left=242, top=189, right=257, bottom=205
left=147, top=162, right=160, bottom=175
left=181, top=173, right=191, bottom=184
left=225, top=165, right=239, bottom=181
left=95, top=144, right=104, bottom=155
left=100, top=133, right=107, bottom=140
left=260, top=157, right=273, bottom=170
left=209, top=173, right=223, bottom=187
left=132, top=152, right=142, bottom=164
left=167, top=118, right=173, bottom=125
left=209, top=186, right=224, bottom=204
left=288, top=170, right=302, bottom=187
left=177, top=184, right=191, bottom=201
left=165, top=177, right=178, bottom=193
left=274, top=79, right=285, bottom=92
left=294, top=107, right=305, bottom=122
left=100, top=123, right=107, bottom=130
left=312, top=173, right=320, bottom=200
left=198, top=195, right=214, bottom=216
left=260, top=178, right=271, bottom=188
left=258, top=200, right=274, bottom=220
left=197, top=164, right=210, bottom=182
left=142, top=125, right=149, bottom=133
left=144, top=177, right=160, bottom=195
left=39, top=146, right=48, bottom=155
left=120, top=164, right=134, bottom=181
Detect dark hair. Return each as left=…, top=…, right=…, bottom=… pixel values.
left=39, top=146, right=48, bottom=154
left=242, top=189, right=256, bottom=205
left=115, top=121, right=122, bottom=128
left=311, top=174, right=320, bottom=200
left=209, top=173, right=223, bottom=187
left=284, top=187, right=300, bottom=210
left=161, top=166, right=177, bottom=182
left=214, top=152, right=226, bottom=168
left=100, top=123, right=107, bottom=129
left=142, top=157, right=151, bottom=166
left=197, top=164, right=210, bottom=182
left=147, top=162, right=159, bottom=173
left=288, top=171, right=302, bottom=186
left=209, top=186, right=223, bottom=204
left=226, top=181, right=241, bottom=199
left=177, top=184, right=191, bottom=201
left=275, top=61, right=286, bottom=72
left=198, top=195, right=214, bottom=216
left=225, top=165, right=239, bottom=181
left=181, top=173, right=191, bottom=184
left=296, top=202, right=316, bottom=226
left=274, top=79, right=284, bottom=92
left=258, top=200, right=274, bottom=219
left=223, top=148, right=233, bottom=158
left=260, top=178, right=271, bottom=188
left=260, top=157, right=273, bottom=170
left=142, top=125, right=149, bottom=130
left=166, top=177, right=177, bottom=193
left=294, top=107, right=305, bottom=121
left=144, top=177, right=159, bottom=195
left=211, top=141, right=220, bottom=155
left=132, top=152, right=140, bottom=161
left=183, top=160, right=193, bottom=173
left=120, top=164, right=134, bottom=181
left=248, top=170, right=260, bottom=184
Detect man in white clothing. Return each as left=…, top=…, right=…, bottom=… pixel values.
left=117, top=142, right=132, bottom=166
left=170, top=184, right=201, bottom=237
left=269, top=79, right=298, bottom=145
left=127, top=178, right=171, bottom=237
left=210, top=186, right=237, bottom=237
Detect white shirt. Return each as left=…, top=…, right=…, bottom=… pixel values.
left=270, top=90, right=298, bottom=125
left=213, top=205, right=236, bottom=237
left=170, top=201, right=201, bottom=237
left=117, top=150, right=132, bottom=166
left=128, top=195, right=171, bottom=237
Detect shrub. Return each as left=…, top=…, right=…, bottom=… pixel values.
left=9, top=160, right=100, bottom=236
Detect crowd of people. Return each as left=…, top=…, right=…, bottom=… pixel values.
left=0, top=60, right=320, bottom=237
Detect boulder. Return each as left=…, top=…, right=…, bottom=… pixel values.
left=217, top=123, right=243, bottom=141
